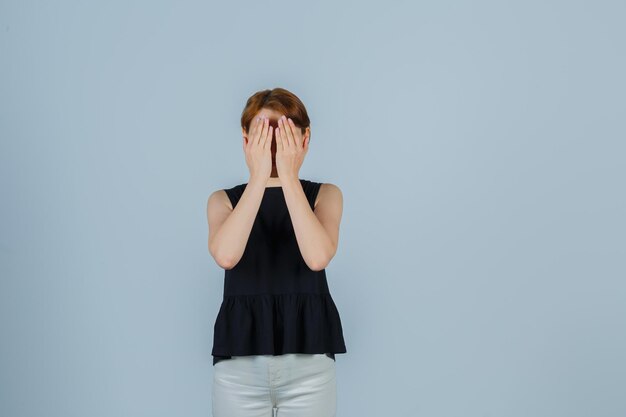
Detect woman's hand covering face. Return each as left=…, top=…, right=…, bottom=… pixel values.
left=275, top=115, right=309, bottom=181
left=243, top=116, right=273, bottom=181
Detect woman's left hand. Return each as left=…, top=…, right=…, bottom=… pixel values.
left=275, top=115, right=309, bottom=181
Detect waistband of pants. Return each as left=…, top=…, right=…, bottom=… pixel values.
left=213, top=352, right=336, bottom=366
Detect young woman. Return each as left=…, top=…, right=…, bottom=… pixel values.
left=206, top=88, right=347, bottom=417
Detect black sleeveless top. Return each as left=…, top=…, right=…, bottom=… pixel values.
left=211, top=179, right=347, bottom=366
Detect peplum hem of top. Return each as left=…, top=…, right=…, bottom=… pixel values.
left=211, top=292, right=347, bottom=356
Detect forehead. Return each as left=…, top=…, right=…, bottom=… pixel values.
left=256, top=108, right=283, bottom=120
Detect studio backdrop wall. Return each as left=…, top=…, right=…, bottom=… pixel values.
left=1, top=1, right=625, bottom=417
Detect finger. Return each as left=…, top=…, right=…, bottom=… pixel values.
left=288, top=118, right=302, bottom=148
left=278, top=117, right=291, bottom=149
left=282, top=116, right=295, bottom=148
left=263, top=125, right=273, bottom=150
left=278, top=117, right=288, bottom=148
left=276, top=121, right=285, bottom=153
left=257, top=117, right=269, bottom=146
left=254, top=116, right=266, bottom=145
left=249, top=117, right=261, bottom=145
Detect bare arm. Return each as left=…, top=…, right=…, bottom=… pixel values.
left=282, top=178, right=343, bottom=271
left=207, top=175, right=267, bottom=269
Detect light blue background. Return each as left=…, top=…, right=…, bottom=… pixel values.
left=1, top=1, right=625, bottom=416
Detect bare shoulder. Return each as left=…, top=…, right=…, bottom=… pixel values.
left=315, top=182, right=343, bottom=210
left=207, top=188, right=232, bottom=215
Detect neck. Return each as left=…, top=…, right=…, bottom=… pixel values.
left=265, top=175, right=300, bottom=187
left=266, top=176, right=282, bottom=187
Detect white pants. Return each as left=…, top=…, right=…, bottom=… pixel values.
left=212, top=353, right=337, bottom=417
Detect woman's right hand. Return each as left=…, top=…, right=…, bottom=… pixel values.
left=243, top=116, right=273, bottom=182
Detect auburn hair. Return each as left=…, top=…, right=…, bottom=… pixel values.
left=240, top=87, right=310, bottom=138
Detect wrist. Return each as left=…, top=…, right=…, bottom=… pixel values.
left=280, top=175, right=301, bottom=188
left=249, top=174, right=269, bottom=186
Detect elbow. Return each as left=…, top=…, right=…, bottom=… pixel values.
left=309, top=262, right=327, bottom=272
left=209, top=241, right=238, bottom=270
left=215, top=252, right=238, bottom=270
left=308, top=247, right=335, bottom=272
left=218, top=258, right=237, bottom=270
left=214, top=247, right=238, bottom=269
